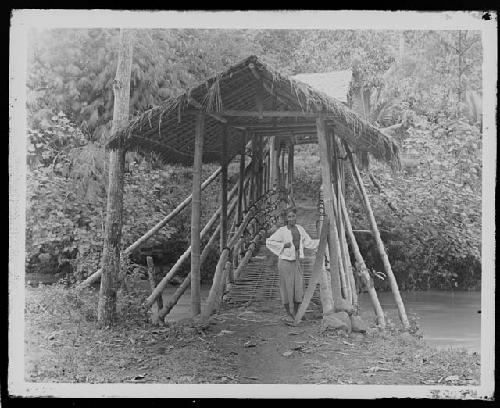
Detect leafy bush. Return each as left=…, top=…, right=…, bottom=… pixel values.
left=291, top=115, right=481, bottom=291
left=26, top=114, right=223, bottom=281
left=293, top=144, right=321, bottom=202
left=351, top=116, right=481, bottom=290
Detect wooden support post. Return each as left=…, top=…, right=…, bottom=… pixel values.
left=339, top=188, right=385, bottom=327
left=262, top=158, right=267, bottom=196
left=256, top=137, right=263, bottom=198
left=146, top=256, right=161, bottom=325
left=331, top=139, right=352, bottom=305
left=345, top=144, right=410, bottom=329
left=215, top=261, right=233, bottom=313
left=158, top=201, right=235, bottom=320
left=237, top=134, right=246, bottom=224
left=316, top=116, right=344, bottom=306
left=317, top=192, right=335, bottom=315
left=295, top=219, right=329, bottom=323
left=160, top=273, right=191, bottom=320
left=242, top=175, right=249, bottom=212
left=326, top=136, right=350, bottom=305
left=220, top=125, right=228, bottom=252
left=249, top=134, right=257, bottom=204
left=190, top=111, right=205, bottom=317
left=78, top=167, right=223, bottom=289
left=268, top=137, right=274, bottom=188
left=202, top=249, right=230, bottom=319
left=280, top=145, right=286, bottom=190
left=144, top=177, right=242, bottom=309
left=274, top=137, right=280, bottom=189
left=266, top=147, right=271, bottom=191
left=334, top=138, right=357, bottom=310
left=288, top=138, right=294, bottom=200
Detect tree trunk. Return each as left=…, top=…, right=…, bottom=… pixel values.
left=97, top=29, right=133, bottom=327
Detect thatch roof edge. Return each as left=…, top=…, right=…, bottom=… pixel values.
left=107, top=55, right=400, bottom=169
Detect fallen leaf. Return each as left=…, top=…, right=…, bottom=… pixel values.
left=282, top=351, right=293, bottom=357
left=242, top=376, right=259, bottom=381
left=217, top=330, right=235, bottom=336
left=364, top=366, right=392, bottom=373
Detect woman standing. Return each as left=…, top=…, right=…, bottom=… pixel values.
left=266, top=207, right=319, bottom=321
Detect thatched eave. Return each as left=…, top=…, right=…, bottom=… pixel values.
left=107, top=55, right=400, bottom=169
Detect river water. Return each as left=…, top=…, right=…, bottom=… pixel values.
left=162, top=286, right=481, bottom=353
left=31, top=275, right=480, bottom=353
left=359, top=290, right=481, bottom=353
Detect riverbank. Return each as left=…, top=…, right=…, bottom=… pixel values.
left=24, top=284, right=480, bottom=386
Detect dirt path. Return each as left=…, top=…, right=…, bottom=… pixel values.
left=25, top=285, right=480, bottom=386
left=211, top=302, right=318, bottom=384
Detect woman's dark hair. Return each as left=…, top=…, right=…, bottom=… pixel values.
left=281, top=207, right=297, bottom=226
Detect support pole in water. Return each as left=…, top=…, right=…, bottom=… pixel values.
left=344, top=142, right=409, bottom=330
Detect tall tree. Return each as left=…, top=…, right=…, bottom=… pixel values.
left=97, top=29, right=133, bottom=327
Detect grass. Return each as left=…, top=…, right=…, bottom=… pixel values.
left=24, top=283, right=480, bottom=386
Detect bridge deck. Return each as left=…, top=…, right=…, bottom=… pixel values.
left=225, top=221, right=322, bottom=305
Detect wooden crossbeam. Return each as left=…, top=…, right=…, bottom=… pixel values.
left=210, top=110, right=322, bottom=118
left=185, top=109, right=326, bottom=119
left=230, top=123, right=316, bottom=130
left=188, top=98, right=228, bottom=124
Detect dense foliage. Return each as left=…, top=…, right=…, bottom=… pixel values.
left=353, top=117, right=481, bottom=290
left=26, top=113, right=222, bottom=281
left=25, top=28, right=482, bottom=290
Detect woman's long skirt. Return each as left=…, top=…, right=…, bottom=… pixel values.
left=277, top=258, right=304, bottom=305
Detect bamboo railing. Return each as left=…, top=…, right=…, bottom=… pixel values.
left=144, top=173, right=250, bottom=309
left=77, top=166, right=223, bottom=289
left=202, top=188, right=278, bottom=319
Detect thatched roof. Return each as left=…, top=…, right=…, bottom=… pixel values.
left=107, top=55, right=400, bottom=168
left=291, top=70, right=353, bottom=104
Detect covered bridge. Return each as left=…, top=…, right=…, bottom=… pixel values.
left=92, top=55, right=408, bottom=329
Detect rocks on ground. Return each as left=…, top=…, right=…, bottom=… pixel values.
left=322, top=311, right=351, bottom=333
